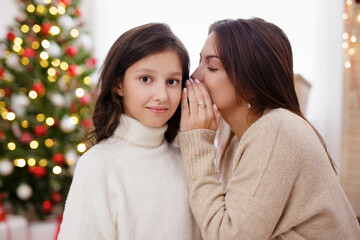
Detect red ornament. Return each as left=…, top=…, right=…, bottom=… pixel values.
left=3, top=88, right=12, bottom=97
left=34, top=125, right=48, bottom=137
left=0, top=67, right=5, bottom=79
left=32, top=82, right=45, bottom=96
left=52, top=153, right=65, bottom=165
left=73, top=8, right=82, bottom=17
left=6, top=32, right=16, bottom=42
left=42, top=200, right=53, bottom=214
left=60, top=0, right=72, bottom=6
left=51, top=191, right=63, bottom=203
left=65, top=46, right=78, bottom=57
left=20, top=132, right=33, bottom=144
left=23, top=47, right=36, bottom=58
left=81, top=118, right=92, bottom=128
left=79, top=93, right=91, bottom=106
left=29, top=166, right=47, bottom=178
left=86, top=57, right=97, bottom=68
left=0, top=130, right=3, bottom=141
left=67, top=64, right=78, bottom=77
left=40, top=23, right=52, bottom=36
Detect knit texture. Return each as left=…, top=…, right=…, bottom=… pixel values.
left=179, top=108, right=360, bottom=240
left=58, top=115, right=201, bottom=240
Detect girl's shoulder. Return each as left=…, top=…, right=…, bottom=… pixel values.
left=74, top=140, right=127, bottom=172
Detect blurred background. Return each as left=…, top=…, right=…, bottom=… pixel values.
left=0, top=0, right=359, bottom=239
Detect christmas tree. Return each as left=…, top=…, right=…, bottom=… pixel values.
left=0, top=0, right=96, bottom=219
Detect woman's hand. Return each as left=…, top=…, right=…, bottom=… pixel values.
left=180, top=78, right=221, bottom=132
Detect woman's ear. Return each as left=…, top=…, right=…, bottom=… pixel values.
left=114, top=85, right=123, bottom=96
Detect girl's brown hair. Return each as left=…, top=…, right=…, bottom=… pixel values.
left=91, top=23, right=189, bottom=144
left=210, top=18, right=336, bottom=172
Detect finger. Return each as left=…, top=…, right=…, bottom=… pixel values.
left=194, top=79, right=212, bottom=114
left=190, top=78, right=205, bottom=107
left=180, top=87, right=189, bottom=132
left=181, top=87, right=189, bottom=117
left=213, top=104, right=222, bottom=128
left=186, top=79, right=199, bottom=116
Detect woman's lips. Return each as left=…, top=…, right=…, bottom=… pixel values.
left=146, top=107, right=168, bottom=113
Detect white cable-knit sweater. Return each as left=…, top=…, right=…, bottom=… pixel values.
left=58, top=115, right=201, bottom=240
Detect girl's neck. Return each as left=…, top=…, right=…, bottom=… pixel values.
left=113, top=114, right=168, bottom=147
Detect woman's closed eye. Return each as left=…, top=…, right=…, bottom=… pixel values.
left=207, top=66, right=218, bottom=71
left=140, top=76, right=152, bottom=83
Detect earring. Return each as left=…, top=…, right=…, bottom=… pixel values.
left=246, top=103, right=251, bottom=109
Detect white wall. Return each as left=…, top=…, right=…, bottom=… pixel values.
left=0, top=0, right=344, bottom=166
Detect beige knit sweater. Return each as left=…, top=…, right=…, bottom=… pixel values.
left=179, top=108, right=360, bottom=240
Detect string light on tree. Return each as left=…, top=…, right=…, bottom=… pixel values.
left=15, top=159, right=26, bottom=168
left=53, top=166, right=62, bottom=175
left=8, top=142, right=16, bottom=151
left=29, top=90, right=38, bottom=99
left=27, top=158, right=36, bottom=167
left=77, top=143, right=86, bottom=153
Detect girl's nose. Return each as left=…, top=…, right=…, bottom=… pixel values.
left=154, top=84, right=168, bottom=102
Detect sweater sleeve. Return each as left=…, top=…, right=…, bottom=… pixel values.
left=179, top=122, right=300, bottom=240
left=58, top=150, right=117, bottom=240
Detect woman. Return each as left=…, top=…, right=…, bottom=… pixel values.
left=179, top=18, right=360, bottom=239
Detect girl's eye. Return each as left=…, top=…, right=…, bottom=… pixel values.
left=167, top=79, right=180, bottom=86
left=140, top=76, right=151, bottom=83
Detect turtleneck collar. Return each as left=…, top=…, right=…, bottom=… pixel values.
left=112, top=114, right=168, bottom=148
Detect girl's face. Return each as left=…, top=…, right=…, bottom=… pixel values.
left=116, top=50, right=183, bottom=128
left=191, top=33, right=238, bottom=116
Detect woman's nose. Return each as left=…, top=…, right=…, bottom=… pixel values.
left=190, top=67, right=201, bottom=81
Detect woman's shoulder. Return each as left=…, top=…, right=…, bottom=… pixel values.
left=255, top=108, right=310, bottom=134
left=262, top=108, right=304, bottom=124
left=251, top=108, right=324, bottom=156
left=242, top=108, right=318, bottom=150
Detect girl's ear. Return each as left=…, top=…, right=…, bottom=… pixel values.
left=114, top=85, right=123, bottom=96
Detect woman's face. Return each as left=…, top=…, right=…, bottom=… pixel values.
left=116, top=50, right=183, bottom=128
left=191, top=33, right=238, bottom=115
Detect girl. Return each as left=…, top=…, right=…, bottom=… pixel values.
left=58, top=23, right=201, bottom=239
left=179, top=18, right=360, bottom=239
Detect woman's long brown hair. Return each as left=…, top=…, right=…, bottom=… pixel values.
left=89, top=23, right=189, bottom=144
left=210, top=18, right=337, bottom=173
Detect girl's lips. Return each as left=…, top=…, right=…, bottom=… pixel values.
left=146, top=107, right=168, bottom=113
